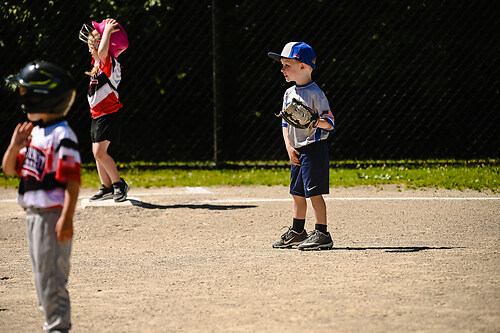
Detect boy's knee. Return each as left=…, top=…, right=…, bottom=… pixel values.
left=309, top=195, right=326, bottom=205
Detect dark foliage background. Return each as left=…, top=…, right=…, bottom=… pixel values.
left=1, top=1, right=498, bottom=164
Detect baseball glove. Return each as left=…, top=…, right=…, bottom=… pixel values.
left=276, top=98, right=319, bottom=131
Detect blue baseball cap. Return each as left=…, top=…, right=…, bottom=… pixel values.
left=268, top=42, right=317, bottom=69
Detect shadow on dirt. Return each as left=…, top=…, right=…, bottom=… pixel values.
left=129, top=199, right=257, bottom=211
left=334, top=246, right=462, bottom=252
left=282, top=246, right=461, bottom=252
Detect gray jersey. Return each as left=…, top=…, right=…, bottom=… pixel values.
left=282, top=82, right=335, bottom=149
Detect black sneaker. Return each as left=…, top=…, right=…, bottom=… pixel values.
left=297, top=230, right=333, bottom=251
left=113, top=178, right=130, bottom=202
left=272, top=227, right=308, bottom=248
left=89, top=185, right=113, bottom=201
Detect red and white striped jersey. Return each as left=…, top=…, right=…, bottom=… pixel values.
left=87, top=54, right=123, bottom=118
left=16, top=119, right=81, bottom=209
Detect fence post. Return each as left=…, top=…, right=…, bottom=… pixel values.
left=211, top=0, right=221, bottom=167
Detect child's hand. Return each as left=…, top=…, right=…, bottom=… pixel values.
left=287, top=145, right=301, bottom=166
left=55, top=215, right=73, bottom=242
left=10, top=122, right=33, bottom=150
left=103, top=18, right=120, bottom=35
left=2, top=121, right=33, bottom=175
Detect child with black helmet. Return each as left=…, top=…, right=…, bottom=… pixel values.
left=2, top=61, right=81, bottom=332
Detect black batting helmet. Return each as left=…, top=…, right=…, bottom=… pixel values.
left=6, top=61, right=76, bottom=115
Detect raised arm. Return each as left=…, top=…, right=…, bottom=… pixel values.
left=2, top=122, right=33, bottom=175
left=98, top=18, right=120, bottom=62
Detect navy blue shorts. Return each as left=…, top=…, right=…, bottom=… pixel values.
left=290, top=140, right=330, bottom=198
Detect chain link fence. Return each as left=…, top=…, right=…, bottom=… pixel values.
left=1, top=1, right=498, bottom=165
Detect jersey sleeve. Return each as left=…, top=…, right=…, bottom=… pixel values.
left=313, top=91, right=335, bottom=133
left=99, top=54, right=113, bottom=78
left=54, top=130, right=81, bottom=184
left=281, top=90, right=290, bottom=127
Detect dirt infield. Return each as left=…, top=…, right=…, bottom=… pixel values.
left=1, top=185, right=499, bottom=332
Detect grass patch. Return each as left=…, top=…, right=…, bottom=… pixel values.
left=331, top=164, right=499, bottom=191
left=1, top=160, right=498, bottom=192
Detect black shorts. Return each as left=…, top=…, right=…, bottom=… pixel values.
left=90, top=112, right=122, bottom=144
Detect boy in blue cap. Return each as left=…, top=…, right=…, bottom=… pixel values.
left=268, top=42, right=336, bottom=250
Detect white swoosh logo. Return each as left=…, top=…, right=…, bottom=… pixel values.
left=307, top=185, right=317, bottom=191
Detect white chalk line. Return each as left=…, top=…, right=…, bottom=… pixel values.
left=205, top=197, right=500, bottom=204
left=1, top=186, right=498, bottom=205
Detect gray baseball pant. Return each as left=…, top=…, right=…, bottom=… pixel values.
left=26, top=207, right=72, bottom=333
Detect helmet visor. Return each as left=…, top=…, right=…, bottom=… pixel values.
left=79, top=23, right=100, bottom=49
